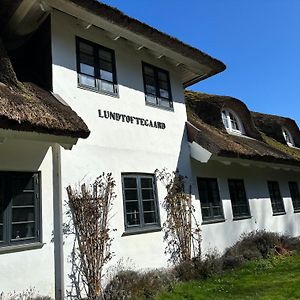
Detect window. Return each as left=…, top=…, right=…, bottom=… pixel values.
left=221, top=109, right=244, bottom=134
left=228, top=179, right=251, bottom=218
left=197, top=178, right=224, bottom=222
left=142, top=62, right=173, bottom=109
left=282, top=127, right=295, bottom=147
left=122, top=174, right=160, bottom=232
left=76, top=37, right=118, bottom=95
left=0, top=172, right=41, bottom=247
left=289, top=182, right=300, bottom=212
left=268, top=181, right=285, bottom=214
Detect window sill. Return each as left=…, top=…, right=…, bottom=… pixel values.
left=145, top=101, right=174, bottom=112
left=233, top=216, right=252, bottom=221
left=78, top=84, right=119, bottom=98
left=273, top=212, right=286, bottom=216
left=202, top=219, right=225, bottom=225
left=0, top=242, right=45, bottom=255
left=294, top=209, right=300, bottom=214
left=122, top=227, right=162, bottom=237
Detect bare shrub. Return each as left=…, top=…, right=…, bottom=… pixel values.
left=224, top=230, right=300, bottom=261
left=155, top=169, right=201, bottom=265
left=66, top=173, right=116, bottom=300
left=0, top=288, right=52, bottom=300
left=104, top=269, right=176, bottom=300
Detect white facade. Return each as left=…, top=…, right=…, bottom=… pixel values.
left=50, top=8, right=192, bottom=289
left=1, top=4, right=300, bottom=299
left=191, top=158, right=300, bottom=253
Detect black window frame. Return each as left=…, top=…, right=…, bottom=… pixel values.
left=76, top=36, right=118, bottom=96
left=267, top=181, right=285, bottom=215
left=197, top=177, right=224, bottom=223
left=121, top=173, right=161, bottom=234
left=142, top=62, right=173, bottom=110
left=228, top=179, right=251, bottom=219
left=288, top=181, right=300, bottom=213
left=0, top=171, right=41, bottom=248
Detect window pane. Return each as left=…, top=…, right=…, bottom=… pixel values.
left=144, top=66, right=154, bottom=76
left=142, top=189, right=154, bottom=200
left=12, top=207, right=35, bottom=222
left=198, top=178, right=223, bottom=221
left=80, top=63, right=94, bottom=76
left=99, top=49, right=112, bottom=62
left=100, top=69, right=113, bottom=82
left=222, top=111, right=229, bottom=129
left=146, top=84, right=156, bottom=95
left=158, top=71, right=168, bottom=81
left=13, top=192, right=35, bottom=206
left=100, top=80, right=114, bottom=93
left=124, top=178, right=137, bottom=189
left=146, top=94, right=157, bottom=105
left=141, top=178, right=152, bottom=189
left=144, top=212, right=156, bottom=224
left=99, top=60, right=113, bottom=72
left=268, top=182, right=285, bottom=214
left=159, top=89, right=169, bottom=99
left=124, top=189, right=138, bottom=201
left=126, top=213, right=140, bottom=226
left=289, top=182, right=300, bottom=210
left=228, top=180, right=250, bottom=217
left=160, top=98, right=171, bottom=108
left=80, top=42, right=93, bottom=55
left=126, top=201, right=139, bottom=214
left=79, top=74, right=96, bottom=88
left=0, top=225, right=2, bottom=241
left=12, top=223, right=35, bottom=240
left=143, top=200, right=155, bottom=212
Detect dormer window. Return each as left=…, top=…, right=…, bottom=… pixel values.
left=221, top=109, right=244, bottom=135
left=282, top=127, right=295, bottom=147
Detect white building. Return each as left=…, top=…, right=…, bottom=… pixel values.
left=0, top=1, right=299, bottom=298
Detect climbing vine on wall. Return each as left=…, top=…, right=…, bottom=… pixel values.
left=66, top=173, right=116, bottom=300
left=155, top=169, right=202, bottom=265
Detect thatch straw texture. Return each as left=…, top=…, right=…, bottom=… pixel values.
left=185, top=90, right=300, bottom=166
left=0, top=38, right=90, bottom=139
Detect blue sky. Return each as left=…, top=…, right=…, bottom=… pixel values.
left=100, top=0, right=300, bottom=125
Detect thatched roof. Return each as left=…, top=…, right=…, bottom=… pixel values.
left=185, top=90, right=300, bottom=166
left=252, top=112, right=300, bottom=148
left=49, top=0, right=225, bottom=84
left=0, top=38, right=90, bottom=139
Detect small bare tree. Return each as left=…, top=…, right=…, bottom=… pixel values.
left=155, top=169, right=201, bottom=265
left=66, top=173, right=116, bottom=299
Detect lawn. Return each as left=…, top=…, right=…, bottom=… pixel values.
left=156, top=254, right=300, bottom=300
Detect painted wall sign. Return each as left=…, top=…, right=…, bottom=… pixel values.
left=98, top=109, right=166, bottom=129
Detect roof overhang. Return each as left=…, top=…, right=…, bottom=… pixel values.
left=0, top=128, right=79, bottom=150
left=4, top=0, right=225, bottom=87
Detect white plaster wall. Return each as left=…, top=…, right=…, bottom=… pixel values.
left=0, top=139, right=55, bottom=297
left=50, top=9, right=192, bottom=285
left=191, top=159, right=300, bottom=254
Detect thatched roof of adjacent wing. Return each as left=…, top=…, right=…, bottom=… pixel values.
left=252, top=111, right=300, bottom=148
left=185, top=90, right=300, bottom=166
left=0, top=38, right=90, bottom=139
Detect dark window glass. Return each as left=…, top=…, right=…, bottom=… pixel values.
left=228, top=179, right=251, bottom=218
left=289, top=182, right=300, bottom=212
left=142, top=63, right=173, bottom=109
left=0, top=172, right=40, bottom=247
left=197, top=178, right=224, bottom=222
left=268, top=181, right=285, bottom=214
left=122, top=174, right=160, bottom=231
left=76, top=37, right=118, bottom=95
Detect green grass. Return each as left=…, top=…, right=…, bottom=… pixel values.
left=156, top=255, right=300, bottom=300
